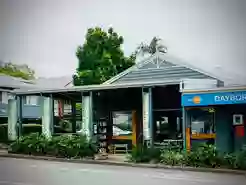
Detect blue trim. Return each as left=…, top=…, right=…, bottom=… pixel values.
left=182, top=90, right=246, bottom=106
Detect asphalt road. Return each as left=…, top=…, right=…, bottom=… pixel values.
left=0, top=158, right=245, bottom=185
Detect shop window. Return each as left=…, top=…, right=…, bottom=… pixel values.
left=0, top=91, right=9, bottom=104
left=153, top=110, right=182, bottom=142
left=23, top=96, right=38, bottom=105
left=190, top=108, right=215, bottom=135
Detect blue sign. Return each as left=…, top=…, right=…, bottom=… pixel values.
left=182, top=90, right=246, bottom=106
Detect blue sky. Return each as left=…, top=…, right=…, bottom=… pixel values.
left=0, top=0, right=246, bottom=84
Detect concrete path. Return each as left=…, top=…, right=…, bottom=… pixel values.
left=0, top=157, right=245, bottom=185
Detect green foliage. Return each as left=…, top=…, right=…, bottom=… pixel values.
left=161, top=150, right=186, bottom=166
left=223, top=153, right=237, bottom=169
left=127, top=143, right=246, bottom=170
left=160, top=144, right=222, bottom=168
left=127, top=145, right=161, bottom=163
left=76, top=103, right=82, bottom=112
left=9, top=133, right=48, bottom=154
left=232, top=145, right=246, bottom=170
left=73, top=27, right=135, bottom=86
left=159, top=144, right=246, bottom=170
left=185, top=144, right=222, bottom=167
left=9, top=133, right=97, bottom=158
left=220, top=147, right=246, bottom=170
left=0, top=62, right=35, bottom=80
left=0, top=124, right=42, bottom=142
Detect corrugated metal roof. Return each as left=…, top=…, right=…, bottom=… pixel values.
left=13, top=79, right=181, bottom=95
left=34, top=76, right=73, bottom=89
left=0, top=74, right=36, bottom=89
left=103, top=52, right=223, bottom=85
left=0, top=74, right=73, bottom=90
left=182, top=85, right=246, bottom=94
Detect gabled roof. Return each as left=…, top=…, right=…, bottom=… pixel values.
left=103, top=52, right=223, bottom=85
left=34, top=76, right=73, bottom=89
left=0, top=74, right=36, bottom=89
left=0, top=74, right=73, bottom=90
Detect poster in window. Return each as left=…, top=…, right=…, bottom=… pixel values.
left=112, top=111, right=132, bottom=136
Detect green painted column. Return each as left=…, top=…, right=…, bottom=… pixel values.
left=142, top=88, right=153, bottom=146
left=81, top=92, right=93, bottom=140
left=17, top=96, right=23, bottom=138
left=42, top=97, right=53, bottom=138
left=8, top=99, right=18, bottom=141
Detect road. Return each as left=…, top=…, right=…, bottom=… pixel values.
left=0, top=158, right=245, bottom=185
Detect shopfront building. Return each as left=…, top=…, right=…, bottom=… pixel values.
left=182, top=87, right=246, bottom=153
left=10, top=52, right=224, bottom=154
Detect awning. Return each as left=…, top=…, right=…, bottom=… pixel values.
left=13, top=79, right=181, bottom=96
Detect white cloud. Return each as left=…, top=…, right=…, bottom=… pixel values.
left=0, top=0, right=245, bottom=84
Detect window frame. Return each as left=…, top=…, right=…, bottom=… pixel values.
left=189, top=107, right=216, bottom=140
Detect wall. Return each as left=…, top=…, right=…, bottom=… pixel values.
left=21, top=105, right=41, bottom=119
left=224, top=105, right=246, bottom=152
left=215, top=107, right=233, bottom=153
left=1, top=95, right=70, bottom=119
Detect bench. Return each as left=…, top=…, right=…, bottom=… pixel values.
left=109, top=144, right=128, bottom=154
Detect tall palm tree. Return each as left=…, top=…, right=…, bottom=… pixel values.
left=136, top=37, right=167, bottom=56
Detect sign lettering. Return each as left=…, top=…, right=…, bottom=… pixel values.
left=214, top=93, right=246, bottom=102
left=182, top=90, right=246, bottom=106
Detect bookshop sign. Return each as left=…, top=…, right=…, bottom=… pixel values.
left=182, top=90, right=246, bottom=106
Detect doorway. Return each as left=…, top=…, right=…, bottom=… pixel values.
left=152, top=85, right=182, bottom=146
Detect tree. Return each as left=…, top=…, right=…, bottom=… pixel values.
left=0, top=62, right=35, bottom=80
left=135, top=37, right=167, bottom=56
left=73, top=27, right=135, bottom=86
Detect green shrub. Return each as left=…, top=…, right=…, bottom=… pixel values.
left=233, top=145, right=246, bottom=170
left=51, top=134, right=96, bottom=158
left=0, top=124, right=42, bottom=143
left=188, top=144, right=222, bottom=168
left=223, top=153, right=236, bottom=169
left=222, top=145, right=246, bottom=170
left=9, top=133, right=97, bottom=158
left=128, top=145, right=161, bottom=163
left=9, top=133, right=49, bottom=154
left=160, top=150, right=186, bottom=166
left=160, top=144, right=224, bottom=168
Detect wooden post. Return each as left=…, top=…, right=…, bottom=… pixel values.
left=186, top=127, right=191, bottom=151
left=132, top=110, right=137, bottom=147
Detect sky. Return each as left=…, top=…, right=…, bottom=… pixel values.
left=0, top=0, right=246, bottom=84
